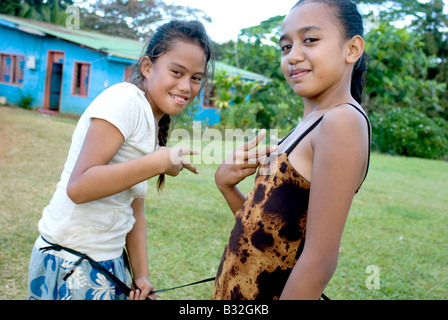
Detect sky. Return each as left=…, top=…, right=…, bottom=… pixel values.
left=165, top=0, right=448, bottom=43
left=164, top=0, right=297, bottom=43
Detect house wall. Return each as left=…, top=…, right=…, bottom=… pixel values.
left=0, top=25, right=130, bottom=116
left=1, top=21, right=266, bottom=123
left=0, top=25, right=44, bottom=107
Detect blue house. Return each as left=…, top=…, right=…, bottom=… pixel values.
left=0, top=14, right=270, bottom=124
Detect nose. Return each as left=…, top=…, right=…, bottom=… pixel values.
left=177, top=77, right=192, bottom=94
left=288, top=44, right=305, bottom=65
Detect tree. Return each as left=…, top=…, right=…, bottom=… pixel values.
left=216, top=15, right=285, bottom=79
left=365, top=21, right=448, bottom=159
left=0, top=0, right=74, bottom=25
left=214, top=15, right=303, bottom=135
left=78, top=0, right=211, bottom=40
left=214, top=5, right=448, bottom=159
left=210, top=70, right=264, bottom=130
left=0, top=0, right=211, bottom=41
left=358, top=0, right=448, bottom=106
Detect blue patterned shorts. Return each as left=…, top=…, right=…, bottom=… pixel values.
left=28, top=240, right=132, bottom=300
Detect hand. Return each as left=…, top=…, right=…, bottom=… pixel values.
left=128, top=276, right=157, bottom=300
left=157, top=147, right=199, bottom=177
left=215, top=129, right=278, bottom=191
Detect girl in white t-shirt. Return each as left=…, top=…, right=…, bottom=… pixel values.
left=28, top=20, right=215, bottom=300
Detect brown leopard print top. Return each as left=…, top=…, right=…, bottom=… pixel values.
left=212, top=151, right=311, bottom=300
left=213, top=104, right=370, bottom=300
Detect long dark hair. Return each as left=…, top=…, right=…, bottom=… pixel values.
left=131, top=20, right=215, bottom=191
left=293, top=0, right=368, bottom=104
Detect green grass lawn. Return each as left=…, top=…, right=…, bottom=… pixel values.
left=1, top=106, right=447, bottom=300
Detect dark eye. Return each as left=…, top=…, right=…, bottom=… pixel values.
left=192, top=76, right=202, bottom=84
left=304, top=38, right=319, bottom=44
left=281, top=44, right=292, bottom=52
left=172, top=70, right=182, bottom=77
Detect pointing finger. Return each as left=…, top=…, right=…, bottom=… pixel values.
left=182, top=158, right=199, bottom=174
left=241, top=129, right=267, bottom=152
left=181, top=149, right=200, bottom=156
left=170, top=148, right=199, bottom=165
left=245, top=145, right=279, bottom=160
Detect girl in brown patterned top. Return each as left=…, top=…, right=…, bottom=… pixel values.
left=213, top=0, right=371, bottom=300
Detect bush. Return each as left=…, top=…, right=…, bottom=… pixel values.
left=219, top=101, right=262, bottom=130
left=371, top=107, right=448, bottom=160
left=18, top=95, right=34, bottom=110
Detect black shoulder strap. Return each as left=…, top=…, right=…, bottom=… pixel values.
left=284, top=104, right=371, bottom=182
left=346, top=103, right=371, bottom=183
left=285, top=116, right=325, bottom=155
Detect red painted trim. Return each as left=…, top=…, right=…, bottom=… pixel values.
left=43, top=50, right=65, bottom=111
left=71, top=60, right=91, bottom=98
left=0, top=52, right=25, bottom=87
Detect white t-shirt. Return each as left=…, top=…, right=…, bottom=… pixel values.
left=37, top=82, right=157, bottom=261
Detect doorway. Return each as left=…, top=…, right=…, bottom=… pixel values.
left=44, top=51, right=65, bottom=112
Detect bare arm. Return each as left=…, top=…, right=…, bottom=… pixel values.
left=126, top=198, right=156, bottom=300
left=280, top=107, right=369, bottom=300
left=215, top=130, right=278, bottom=215
left=67, top=118, right=198, bottom=204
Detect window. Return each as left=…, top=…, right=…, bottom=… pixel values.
left=72, top=62, right=90, bottom=97
left=0, top=53, right=24, bottom=86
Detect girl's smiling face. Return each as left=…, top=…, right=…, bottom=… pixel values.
left=280, top=2, right=355, bottom=102
left=141, top=40, right=206, bottom=119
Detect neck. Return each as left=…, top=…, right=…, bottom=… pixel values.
left=302, top=80, right=355, bottom=119
left=138, top=80, right=164, bottom=122
left=143, top=89, right=164, bottom=123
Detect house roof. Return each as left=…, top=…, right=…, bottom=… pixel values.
left=0, top=14, right=271, bottom=83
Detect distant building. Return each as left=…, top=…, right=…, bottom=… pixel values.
left=0, top=14, right=270, bottom=125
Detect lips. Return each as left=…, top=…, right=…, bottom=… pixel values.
left=170, top=94, right=189, bottom=106
left=290, top=68, right=310, bottom=80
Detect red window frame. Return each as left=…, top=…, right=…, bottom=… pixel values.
left=72, top=61, right=91, bottom=97
left=0, top=53, right=24, bottom=86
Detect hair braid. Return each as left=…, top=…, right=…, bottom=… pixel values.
left=157, top=114, right=171, bottom=191
left=129, top=20, right=215, bottom=192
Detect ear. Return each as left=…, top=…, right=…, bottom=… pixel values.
left=346, top=35, right=365, bottom=65
left=140, top=56, right=152, bottom=79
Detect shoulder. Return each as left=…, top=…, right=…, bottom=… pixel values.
left=311, top=104, right=370, bottom=157
left=89, top=83, right=146, bottom=115
left=317, top=104, right=369, bottom=139
left=97, top=82, right=143, bottom=103
left=86, top=83, right=147, bottom=139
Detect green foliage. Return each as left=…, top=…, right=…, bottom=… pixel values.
left=1, top=0, right=74, bottom=26
left=210, top=2, right=448, bottom=160
left=364, top=21, right=448, bottom=159
left=364, top=22, right=447, bottom=118
left=170, top=98, right=202, bottom=130
left=371, top=108, right=448, bottom=159
left=79, top=0, right=211, bottom=40
left=212, top=70, right=263, bottom=130
left=18, top=94, right=34, bottom=110
left=216, top=15, right=285, bottom=79
left=252, top=79, right=303, bottom=135
left=212, top=15, right=302, bottom=136
left=359, top=0, right=448, bottom=85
